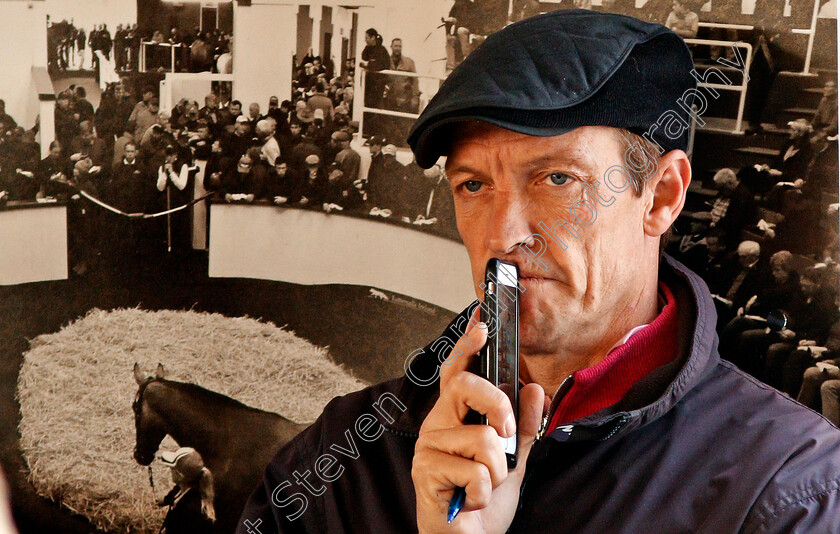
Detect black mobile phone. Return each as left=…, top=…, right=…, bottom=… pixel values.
left=478, top=258, right=520, bottom=469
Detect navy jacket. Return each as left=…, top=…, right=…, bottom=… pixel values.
left=238, top=256, right=840, bottom=533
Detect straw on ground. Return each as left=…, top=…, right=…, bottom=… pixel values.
left=17, top=308, right=367, bottom=533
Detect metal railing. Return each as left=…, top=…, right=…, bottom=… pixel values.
left=791, top=0, right=822, bottom=75
left=357, top=69, right=446, bottom=140
left=697, top=22, right=755, bottom=31
left=684, top=38, right=754, bottom=133
left=139, top=41, right=185, bottom=73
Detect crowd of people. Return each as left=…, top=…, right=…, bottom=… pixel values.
left=0, top=73, right=456, bottom=273
left=47, top=18, right=232, bottom=75
left=666, top=81, right=840, bottom=424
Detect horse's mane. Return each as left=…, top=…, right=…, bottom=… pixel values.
left=148, top=378, right=280, bottom=417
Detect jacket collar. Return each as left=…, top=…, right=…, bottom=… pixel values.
left=385, top=254, right=720, bottom=441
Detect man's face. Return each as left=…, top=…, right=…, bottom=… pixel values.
left=206, top=95, right=218, bottom=108
left=445, top=124, right=659, bottom=360
left=249, top=104, right=260, bottom=119
left=391, top=40, right=402, bottom=56
left=125, top=145, right=136, bottom=161
left=238, top=157, right=252, bottom=174
left=771, top=264, right=788, bottom=284
left=290, top=123, right=301, bottom=137
left=230, top=102, right=242, bottom=116
left=235, top=121, right=248, bottom=136
left=275, top=163, right=287, bottom=176
left=365, top=33, right=375, bottom=46
left=269, top=99, right=278, bottom=110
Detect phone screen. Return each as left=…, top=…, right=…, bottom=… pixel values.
left=495, top=262, right=518, bottom=459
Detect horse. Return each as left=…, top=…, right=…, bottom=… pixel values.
left=132, top=363, right=308, bottom=533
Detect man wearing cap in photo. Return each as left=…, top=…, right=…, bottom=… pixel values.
left=366, top=135, right=388, bottom=208
left=286, top=153, right=326, bottom=206
left=334, top=130, right=361, bottom=184
left=239, top=11, right=840, bottom=533
left=223, top=115, right=256, bottom=164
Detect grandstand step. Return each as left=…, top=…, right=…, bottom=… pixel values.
left=759, top=123, right=792, bottom=136
left=763, top=71, right=824, bottom=126
left=780, top=107, right=818, bottom=121
left=798, top=87, right=829, bottom=108
left=734, top=146, right=781, bottom=157
left=687, top=182, right=717, bottom=197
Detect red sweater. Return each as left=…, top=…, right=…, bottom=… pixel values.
left=548, top=282, right=678, bottom=430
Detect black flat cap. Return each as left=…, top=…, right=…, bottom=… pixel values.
left=408, top=9, right=697, bottom=168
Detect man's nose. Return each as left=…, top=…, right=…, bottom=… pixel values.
left=485, top=191, right=534, bottom=255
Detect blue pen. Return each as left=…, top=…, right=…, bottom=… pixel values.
left=447, top=486, right=466, bottom=523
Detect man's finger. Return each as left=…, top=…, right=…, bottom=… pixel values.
left=415, top=425, right=508, bottom=488
left=431, top=370, right=515, bottom=435
left=439, top=306, right=485, bottom=390
left=412, top=449, right=494, bottom=515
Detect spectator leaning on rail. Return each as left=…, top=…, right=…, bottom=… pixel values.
left=238, top=11, right=840, bottom=534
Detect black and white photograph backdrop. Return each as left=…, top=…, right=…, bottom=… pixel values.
left=0, top=0, right=837, bottom=532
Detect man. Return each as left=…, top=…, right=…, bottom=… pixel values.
left=37, top=140, right=69, bottom=199
left=129, top=87, right=156, bottom=125
left=270, top=158, right=301, bottom=205
left=388, top=38, right=419, bottom=113
left=256, top=120, right=281, bottom=167
left=54, top=91, right=78, bottom=153
left=239, top=11, right=840, bottom=533
left=248, top=102, right=263, bottom=132
left=134, top=97, right=160, bottom=142
left=198, top=93, right=221, bottom=133
left=333, top=131, right=361, bottom=184
left=223, top=115, right=256, bottom=164
left=266, top=96, right=289, bottom=136
left=306, top=83, right=334, bottom=124
left=74, top=86, right=95, bottom=123
left=0, top=100, right=17, bottom=138
left=365, top=135, right=392, bottom=210
left=219, top=99, right=243, bottom=134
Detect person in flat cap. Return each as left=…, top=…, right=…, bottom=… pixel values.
left=158, top=447, right=215, bottom=534
left=239, top=11, right=840, bottom=534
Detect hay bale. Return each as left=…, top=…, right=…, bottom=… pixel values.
left=17, top=308, right=367, bottom=533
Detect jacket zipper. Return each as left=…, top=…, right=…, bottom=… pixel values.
left=535, top=374, right=575, bottom=441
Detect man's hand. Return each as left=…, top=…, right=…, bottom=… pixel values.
left=412, top=307, right=545, bottom=534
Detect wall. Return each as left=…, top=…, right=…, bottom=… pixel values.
left=0, top=205, right=67, bottom=285
left=0, top=0, right=48, bottom=129
left=209, top=204, right=474, bottom=312
left=45, top=0, right=136, bottom=34
left=232, top=2, right=296, bottom=107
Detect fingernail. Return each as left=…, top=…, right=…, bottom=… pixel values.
left=505, top=414, right=516, bottom=436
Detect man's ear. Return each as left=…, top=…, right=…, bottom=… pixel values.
left=643, top=149, right=691, bottom=238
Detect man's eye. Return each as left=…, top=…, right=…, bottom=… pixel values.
left=462, top=180, right=482, bottom=192
left=545, top=172, right=572, bottom=186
